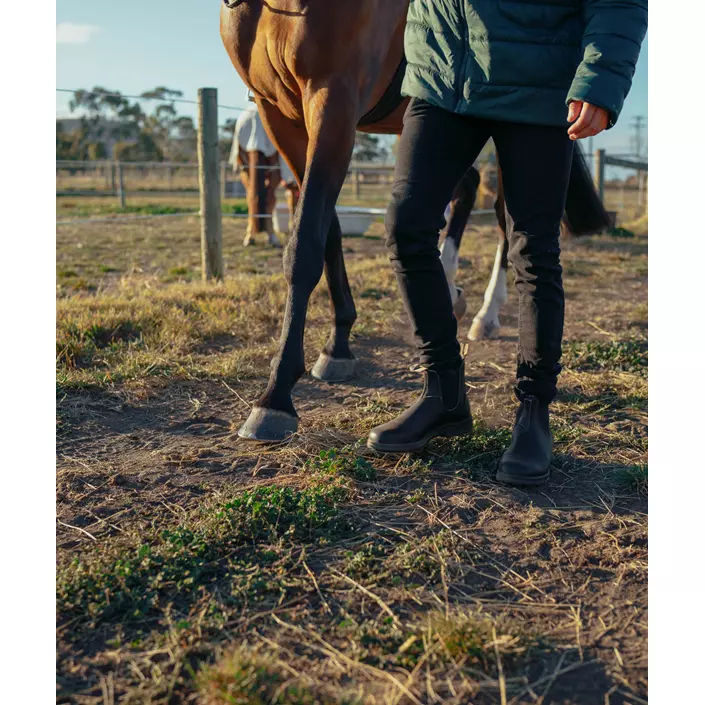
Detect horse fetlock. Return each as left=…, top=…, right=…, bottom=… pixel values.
left=468, top=313, right=501, bottom=341
left=257, top=383, right=298, bottom=416
left=453, top=288, right=467, bottom=321
left=311, top=353, right=356, bottom=382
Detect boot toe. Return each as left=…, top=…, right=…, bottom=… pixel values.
left=367, top=423, right=406, bottom=450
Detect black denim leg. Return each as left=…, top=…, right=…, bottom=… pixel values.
left=386, top=99, right=491, bottom=370
left=491, top=122, right=574, bottom=402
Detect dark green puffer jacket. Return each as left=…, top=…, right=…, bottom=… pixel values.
left=402, top=0, right=647, bottom=127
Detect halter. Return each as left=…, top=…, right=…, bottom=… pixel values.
left=223, top=0, right=247, bottom=7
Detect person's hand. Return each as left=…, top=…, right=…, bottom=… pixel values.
left=567, top=101, right=610, bottom=140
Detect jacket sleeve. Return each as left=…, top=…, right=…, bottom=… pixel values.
left=566, top=0, right=647, bottom=127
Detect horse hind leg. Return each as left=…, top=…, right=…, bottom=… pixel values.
left=310, top=213, right=358, bottom=382
left=237, top=148, right=255, bottom=245
left=469, top=175, right=509, bottom=341
left=468, top=231, right=508, bottom=340
left=439, top=166, right=480, bottom=321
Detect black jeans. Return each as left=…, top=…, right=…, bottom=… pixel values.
left=386, top=99, right=573, bottom=402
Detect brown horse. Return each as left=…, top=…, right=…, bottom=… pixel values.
left=230, top=106, right=300, bottom=246
left=220, top=0, right=609, bottom=442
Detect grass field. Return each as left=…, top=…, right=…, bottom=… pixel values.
left=57, top=200, right=647, bottom=705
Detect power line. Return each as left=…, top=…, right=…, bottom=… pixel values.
left=56, top=88, right=245, bottom=113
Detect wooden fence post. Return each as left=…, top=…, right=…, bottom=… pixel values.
left=220, top=161, right=227, bottom=204
left=637, top=170, right=646, bottom=209
left=351, top=168, right=360, bottom=200
left=594, top=149, right=605, bottom=203
left=116, top=161, right=126, bottom=208
left=111, top=160, right=117, bottom=193
left=198, top=87, right=224, bottom=281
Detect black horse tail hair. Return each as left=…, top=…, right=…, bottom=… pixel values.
left=563, top=142, right=613, bottom=236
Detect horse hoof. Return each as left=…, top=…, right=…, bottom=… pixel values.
left=311, top=353, right=356, bottom=382
left=453, top=287, right=467, bottom=321
left=468, top=317, right=500, bottom=342
left=238, top=407, right=299, bottom=442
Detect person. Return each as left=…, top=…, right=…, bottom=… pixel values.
left=230, top=101, right=299, bottom=247
left=367, top=0, right=647, bottom=487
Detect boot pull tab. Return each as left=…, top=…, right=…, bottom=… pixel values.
left=518, top=396, right=536, bottom=431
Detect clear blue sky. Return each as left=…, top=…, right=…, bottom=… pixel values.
left=57, top=0, right=647, bottom=154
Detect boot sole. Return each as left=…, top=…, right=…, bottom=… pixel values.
left=367, top=418, right=473, bottom=453
left=495, top=461, right=551, bottom=487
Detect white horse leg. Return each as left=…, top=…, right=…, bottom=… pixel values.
left=439, top=234, right=459, bottom=306
left=439, top=232, right=468, bottom=321
left=468, top=240, right=508, bottom=341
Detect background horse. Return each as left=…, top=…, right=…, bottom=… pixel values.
left=230, top=102, right=300, bottom=246
left=220, top=0, right=609, bottom=442
left=442, top=146, right=605, bottom=341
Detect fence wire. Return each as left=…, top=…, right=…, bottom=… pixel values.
left=56, top=211, right=281, bottom=226
left=57, top=88, right=245, bottom=113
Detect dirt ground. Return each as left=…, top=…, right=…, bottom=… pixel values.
left=57, top=210, right=647, bottom=705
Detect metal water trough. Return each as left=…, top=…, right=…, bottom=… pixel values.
left=273, top=204, right=386, bottom=236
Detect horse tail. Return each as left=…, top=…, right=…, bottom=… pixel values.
left=563, top=142, right=612, bottom=236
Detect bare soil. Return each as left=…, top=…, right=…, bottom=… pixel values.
left=57, top=214, right=647, bottom=705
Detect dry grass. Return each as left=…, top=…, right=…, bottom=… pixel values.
left=56, top=211, right=647, bottom=705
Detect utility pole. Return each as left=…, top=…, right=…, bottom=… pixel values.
left=630, top=115, right=647, bottom=159
left=630, top=115, right=647, bottom=212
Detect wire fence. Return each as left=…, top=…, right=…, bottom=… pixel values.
left=56, top=159, right=398, bottom=226
left=595, top=151, right=648, bottom=221
left=56, top=88, right=646, bottom=230
left=56, top=88, right=246, bottom=114
left=57, top=158, right=646, bottom=225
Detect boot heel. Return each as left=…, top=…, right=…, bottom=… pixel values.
left=439, top=418, right=474, bottom=439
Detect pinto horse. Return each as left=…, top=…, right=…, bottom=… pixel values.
left=220, top=0, right=609, bottom=442
left=230, top=105, right=300, bottom=246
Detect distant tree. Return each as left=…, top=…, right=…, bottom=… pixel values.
left=56, top=118, right=93, bottom=161
left=353, top=133, right=388, bottom=163
left=56, top=121, right=75, bottom=160
left=69, top=87, right=143, bottom=144
left=139, top=88, right=195, bottom=160
left=87, top=142, right=107, bottom=160
left=62, top=86, right=203, bottom=162
left=168, top=116, right=197, bottom=162
left=113, top=133, right=163, bottom=162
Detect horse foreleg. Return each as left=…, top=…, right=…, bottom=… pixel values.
left=468, top=232, right=508, bottom=340
left=238, top=89, right=357, bottom=442
left=284, top=184, right=299, bottom=236
left=439, top=166, right=480, bottom=322
left=468, top=169, right=509, bottom=341
left=237, top=149, right=254, bottom=245
left=243, top=149, right=270, bottom=244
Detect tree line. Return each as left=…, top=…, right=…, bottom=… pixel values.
left=56, top=86, right=394, bottom=164
left=56, top=87, right=237, bottom=163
